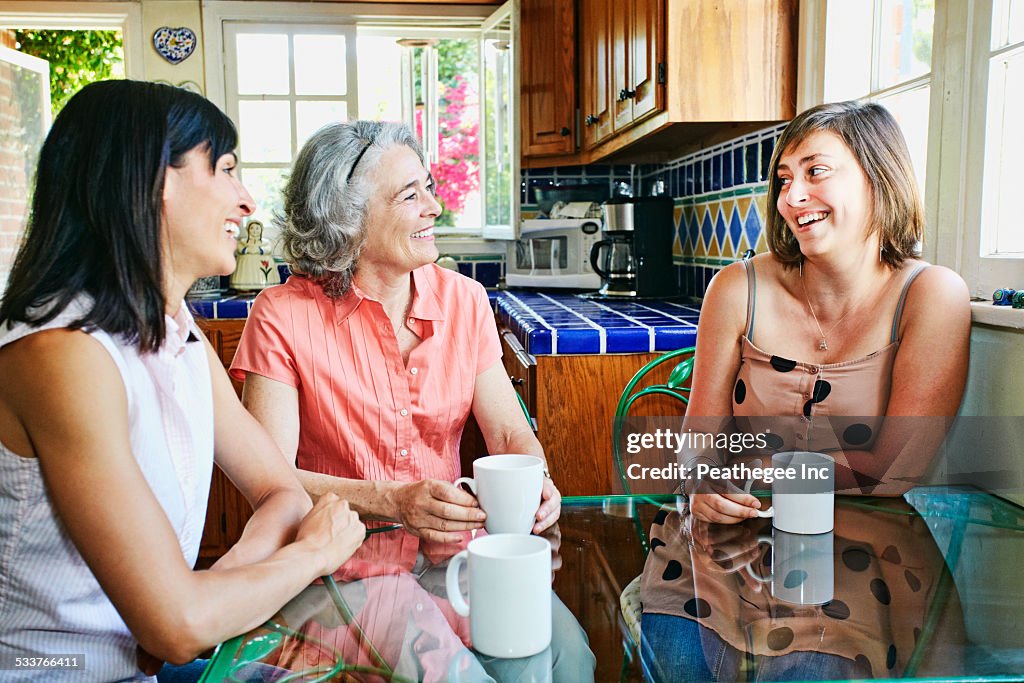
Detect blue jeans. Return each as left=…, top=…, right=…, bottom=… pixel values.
left=640, top=613, right=868, bottom=683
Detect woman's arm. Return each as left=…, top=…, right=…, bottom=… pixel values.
left=6, top=330, right=364, bottom=665
left=683, top=262, right=764, bottom=523
left=471, top=360, right=561, bottom=533
left=839, top=265, right=971, bottom=494
left=241, top=372, right=485, bottom=544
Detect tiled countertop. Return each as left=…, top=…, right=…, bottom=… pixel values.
left=495, top=291, right=700, bottom=355
left=189, top=289, right=701, bottom=357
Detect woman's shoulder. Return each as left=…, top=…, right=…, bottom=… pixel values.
left=897, top=260, right=970, bottom=326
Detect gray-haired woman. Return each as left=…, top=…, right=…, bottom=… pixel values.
left=231, top=120, right=562, bottom=542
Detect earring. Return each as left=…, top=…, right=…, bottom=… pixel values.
left=799, top=259, right=803, bottom=278
left=879, top=244, right=883, bottom=263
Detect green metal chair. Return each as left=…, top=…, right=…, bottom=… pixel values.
left=612, top=346, right=695, bottom=669
left=612, top=346, right=696, bottom=497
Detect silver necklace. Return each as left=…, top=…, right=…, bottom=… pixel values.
left=800, top=274, right=850, bottom=352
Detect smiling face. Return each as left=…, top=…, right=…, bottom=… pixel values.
left=775, top=130, right=874, bottom=260
left=161, top=145, right=255, bottom=287
left=358, top=144, right=442, bottom=277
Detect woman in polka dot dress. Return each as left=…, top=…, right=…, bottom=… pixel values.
left=639, top=101, right=971, bottom=682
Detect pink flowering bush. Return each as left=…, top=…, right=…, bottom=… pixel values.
left=415, top=75, right=480, bottom=227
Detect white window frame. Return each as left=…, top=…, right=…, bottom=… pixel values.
left=0, top=1, right=143, bottom=79
left=203, top=1, right=503, bottom=238
left=800, top=0, right=1024, bottom=299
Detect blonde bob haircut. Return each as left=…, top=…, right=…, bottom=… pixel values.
left=765, top=101, right=923, bottom=269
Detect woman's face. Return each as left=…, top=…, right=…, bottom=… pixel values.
left=161, top=146, right=255, bottom=283
left=775, top=130, right=874, bottom=260
left=359, top=145, right=442, bottom=277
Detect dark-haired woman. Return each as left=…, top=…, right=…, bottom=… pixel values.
left=0, top=80, right=365, bottom=682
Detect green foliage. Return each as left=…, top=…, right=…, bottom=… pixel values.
left=13, top=29, right=124, bottom=116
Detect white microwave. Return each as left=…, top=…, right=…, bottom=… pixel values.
left=505, top=218, right=603, bottom=289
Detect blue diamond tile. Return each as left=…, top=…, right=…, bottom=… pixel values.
left=700, top=210, right=714, bottom=252
left=744, top=202, right=763, bottom=249
left=729, top=205, right=743, bottom=255
left=714, top=208, right=727, bottom=252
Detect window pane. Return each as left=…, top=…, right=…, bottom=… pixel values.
left=357, top=35, right=403, bottom=120
left=236, top=33, right=289, bottom=95
left=875, top=84, right=930, bottom=193
left=296, top=101, right=349, bottom=148
left=992, top=0, right=1024, bottom=49
left=238, top=101, right=292, bottom=162
left=985, top=48, right=1024, bottom=254
left=294, top=35, right=348, bottom=95
left=824, top=1, right=873, bottom=100
left=877, top=0, right=934, bottom=89
left=239, top=167, right=289, bottom=249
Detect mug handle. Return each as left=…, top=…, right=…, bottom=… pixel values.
left=743, top=477, right=774, bottom=519
left=742, top=534, right=774, bottom=583
left=453, top=477, right=476, bottom=496
left=445, top=550, right=471, bottom=617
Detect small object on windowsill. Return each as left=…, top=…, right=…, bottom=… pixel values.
left=1014, top=291, right=1024, bottom=309
left=992, top=288, right=1016, bottom=305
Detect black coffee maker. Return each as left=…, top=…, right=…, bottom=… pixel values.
left=589, top=196, right=679, bottom=297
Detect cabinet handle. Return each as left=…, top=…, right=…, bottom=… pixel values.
left=560, top=126, right=571, bottom=137
left=584, top=114, right=598, bottom=126
left=618, top=88, right=636, bottom=102
left=509, top=375, right=525, bottom=386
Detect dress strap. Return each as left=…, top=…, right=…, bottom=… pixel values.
left=890, top=264, right=929, bottom=343
left=743, top=260, right=757, bottom=343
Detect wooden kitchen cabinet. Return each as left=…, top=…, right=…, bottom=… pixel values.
left=527, top=0, right=796, bottom=166
left=520, top=0, right=577, bottom=157
left=499, top=327, right=690, bottom=497
left=195, top=318, right=253, bottom=566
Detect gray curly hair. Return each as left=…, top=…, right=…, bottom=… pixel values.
left=277, top=120, right=425, bottom=297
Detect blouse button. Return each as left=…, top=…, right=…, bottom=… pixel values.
left=400, top=408, right=409, bottom=416
left=410, top=367, right=418, bottom=375
left=400, top=449, right=408, bottom=456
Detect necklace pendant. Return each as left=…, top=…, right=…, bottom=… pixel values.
left=818, top=339, right=828, bottom=351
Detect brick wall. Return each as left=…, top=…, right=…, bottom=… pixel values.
left=0, top=30, right=32, bottom=292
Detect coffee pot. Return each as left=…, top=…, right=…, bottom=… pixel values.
left=589, top=196, right=678, bottom=298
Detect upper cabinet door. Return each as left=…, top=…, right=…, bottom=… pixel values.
left=630, top=0, right=664, bottom=123
left=610, top=0, right=632, bottom=133
left=580, top=0, right=613, bottom=149
left=520, top=0, right=576, bottom=157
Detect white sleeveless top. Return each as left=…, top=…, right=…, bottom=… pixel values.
left=0, top=299, right=214, bottom=682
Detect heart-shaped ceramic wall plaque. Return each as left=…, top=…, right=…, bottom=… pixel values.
left=153, top=26, right=197, bottom=65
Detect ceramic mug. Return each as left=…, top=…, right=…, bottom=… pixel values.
left=455, top=454, right=544, bottom=534
left=745, top=529, right=835, bottom=605
left=744, top=451, right=835, bottom=534
left=446, top=534, right=552, bottom=658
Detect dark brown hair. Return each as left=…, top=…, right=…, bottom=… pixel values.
left=765, top=101, right=923, bottom=268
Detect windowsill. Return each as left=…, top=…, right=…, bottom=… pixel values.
left=970, top=301, right=1024, bottom=330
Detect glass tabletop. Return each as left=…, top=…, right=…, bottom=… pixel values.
left=199, top=488, right=1024, bottom=682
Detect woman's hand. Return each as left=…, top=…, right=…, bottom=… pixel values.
left=533, top=478, right=561, bottom=534
left=688, top=489, right=762, bottom=524
left=389, top=480, right=487, bottom=543
left=294, top=493, right=365, bottom=576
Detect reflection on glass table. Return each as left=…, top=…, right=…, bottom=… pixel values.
left=200, top=490, right=1024, bottom=683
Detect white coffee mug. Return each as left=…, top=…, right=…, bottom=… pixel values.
left=745, top=451, right=835, bottom=534
left=745, top=529, right=835, bottom=605
left=446, top=534, right=553, bottom=658
left=455, top=454, right=544, bottom=534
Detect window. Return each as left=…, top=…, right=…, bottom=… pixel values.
left=208, top=2, right=511, bottom=244
left=806, top=0, right=1024, bottom=297
left=823, top=0, right=935, bottom=192
left=224, top=23, right=357, bottom=243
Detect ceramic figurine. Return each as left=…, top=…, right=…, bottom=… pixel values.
left=230, top=221, right=281, bottom=291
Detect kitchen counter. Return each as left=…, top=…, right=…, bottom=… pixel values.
left=495, top=290, right=700, bottom=355
left=188, top=289, right=702, bottom=357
